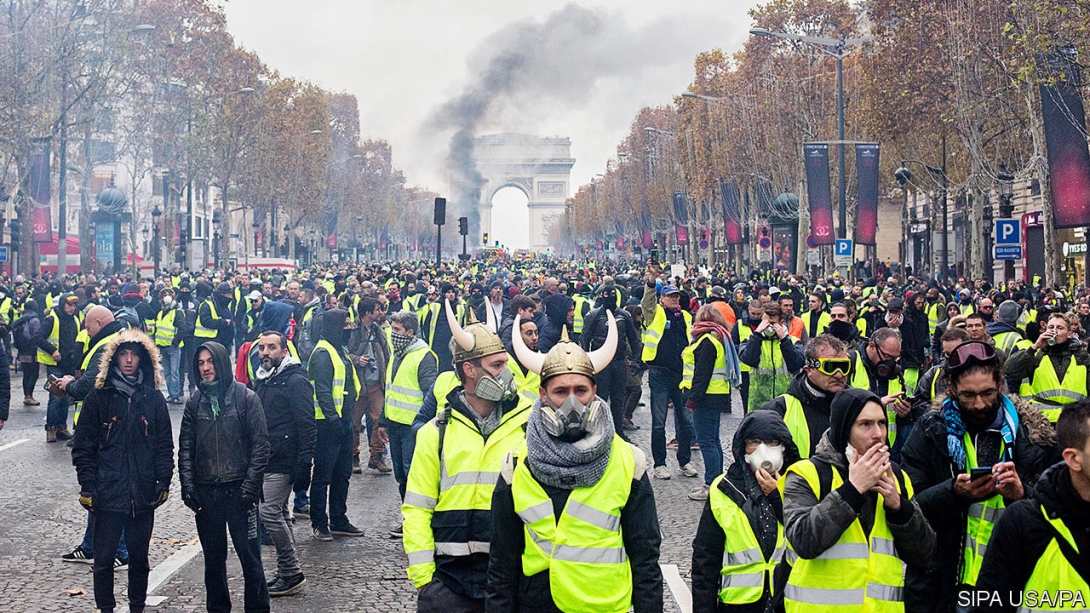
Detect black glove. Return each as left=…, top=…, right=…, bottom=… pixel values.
left=182, top=490, right=201, bottom=513
left=239, top=488, right=259, bottom=508
left=293, top=465, right=312, bottom=493
left=150, top=482, right=170, bottom=510
left=79, top=491, right=94, bottom=512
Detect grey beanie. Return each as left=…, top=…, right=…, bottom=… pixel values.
left=997, top=300, right=1022, bottom=325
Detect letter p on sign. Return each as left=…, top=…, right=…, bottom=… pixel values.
left=995, top=219, right=1021, bottom=245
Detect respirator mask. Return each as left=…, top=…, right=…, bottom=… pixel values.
left=745, top=443, right=784, bottom=474
left=762, top=326, right=778, bottom=338
left=474, top=366, right=517, bottom=402
left=541, top=394, right=606, bottom=440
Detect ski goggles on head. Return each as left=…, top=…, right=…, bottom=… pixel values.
left=945, top=340, right=998, bottom=375
left=806, top=356, right=851, bottom=376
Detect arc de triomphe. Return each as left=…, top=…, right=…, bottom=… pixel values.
left=474, top=133, right=575, bottom=252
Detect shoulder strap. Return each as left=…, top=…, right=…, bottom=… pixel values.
left=436, top=404, right=452, bottom=464
left=811, top=458, right=844, bottom=501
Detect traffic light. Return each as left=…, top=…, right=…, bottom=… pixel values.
left=483, top=232, right=489, bottom=245
left=9, top=217, right=20, bottom=252
left=458, top=216, right=468, bottom=236
left=433, top=198, right=446, bottom=226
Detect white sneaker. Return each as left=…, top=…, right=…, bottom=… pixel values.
left=688, top=484, right=710, bottom=500
left=653, top=465, right=671, bottom=480
left=680, top=463, right=699, bottom=478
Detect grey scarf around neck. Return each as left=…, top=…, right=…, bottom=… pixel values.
left=111, top=366, right=144, bottom=398
left=525, top=396, right=615, bottom=489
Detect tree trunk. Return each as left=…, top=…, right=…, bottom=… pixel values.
left=80, top=123, right=94, bottom=273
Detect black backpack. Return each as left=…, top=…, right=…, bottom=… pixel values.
left=12, top=317, right=34, bottom=353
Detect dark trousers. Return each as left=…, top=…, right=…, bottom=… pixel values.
left=92, top=510, right=154, bottom=613
left=311, top=419, right=353, bottom=531
left=739, top=372, right=750, bottom=413
left=21, top=359, right=38, bottom=397
left=389, top=421, right=416, bottom=501
left=45, top=364, right=71, bottom=429
left=623, top=365, right=643, bottom=420
left=416, top=579, right=485, bottom=613
left=648, top=367, right=694, bottom=468
left=194, top=483, right=270, bottom=613
left=596, top=360, right=628, bottom=437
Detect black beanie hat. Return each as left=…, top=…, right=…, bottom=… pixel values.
left=829, top=388, right=883, bottom=451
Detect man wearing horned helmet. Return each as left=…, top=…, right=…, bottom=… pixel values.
left=485, top=310, right=664, bottom=612
left=402, top=300, right=535, bottom=611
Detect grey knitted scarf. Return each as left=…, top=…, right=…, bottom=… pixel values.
left=525, top=396, right=615, bottom=489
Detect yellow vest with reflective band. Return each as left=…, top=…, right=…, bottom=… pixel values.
left=506, top=355, right=541, bottom=405
left=384, top=344, right=436, bottom=425
left=804, top=310, right=831, bottom=338
left=154, top=309, right=178, bottom=347
left=194, top=300, right=219, bottom=338
left=783, top=459, right=911, bottom=612
left=926, top=302, right=944, bottom=336
left=961, top=433, right=1006, bottom=586
left=511, top=436, right=636, bottom=613
left=1017, top=505, right=1090, bottom=611
left=76, top=328, right=89, bottom=356
left=738, top=325, right=754, bottom=373
left=302, top=304, right=319, bottom=325
left=37, top=312, right=61, bottom=365
left=959, top=303, right=976, bottom=316
left=1017, top=308, right=1036, bottom=333
left=309, top=339, right=361, bottom=420
left=992, top=331, right=1031, bottom=357
left=709, top=473, right=784, bottom=604
left=642, top=305, right=692, bottom=362
left=401, top=391, right=531, bottom=588
left=0, top=297, right=12, bottom=324
left=429, top=371, right=461, bottom=407
left=782, top=394, right=811, bottom=459
left=1027, top=354, right=1087, bottom=423
left=681, top=333, right=730, bottom=394
left=572, top=295, right=589, bottom=334
left=73, top=331, right=121, bottom=425
left=171, top=275, right=181, bottom=289
left=850, top=352, right=904, bottom=447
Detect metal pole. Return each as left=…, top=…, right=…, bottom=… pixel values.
left=837, top=55, right=847, bottom=240
left=436, top=224, right=442, bottom=269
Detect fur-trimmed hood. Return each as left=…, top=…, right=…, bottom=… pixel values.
left=927, top=393, right=1056, bottom=448
left=94, top=327, right=164, bottom=390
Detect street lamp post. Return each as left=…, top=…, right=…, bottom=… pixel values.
left=142, top=226, right=149, bottom=270
left=212, top=209, right=222, bottom=269
left=996, top=166, right=1015, bottom=283
left=151, top=205, right=162, bottom=278
left=750, top=28, right=871, bottom=240
left=897, top=143, right=950, bottom=280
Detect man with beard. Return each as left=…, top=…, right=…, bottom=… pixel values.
left=691, top=411, right=801, bottom=613
left=850, top=327, right=914, bottom=462
left=507, top=317, right=541, bottom=405
left=487, top=309, right=662, bottom=613
left=972, top=400, right=1090, bottom=611
left=900, top=340, right=1055, bottom=612
left=762, top=334, right=850, bottom=459
left=403, top=301, right=533, bottom=611
left=348, top=297, right=393, bottom=474
left=253, top=331, right=316, bottom=597
left=912, top=327, right=971, bottom=414
left=580, top=283, right=643, bottom=439
left=1006, top=311, right=1090, bottom=422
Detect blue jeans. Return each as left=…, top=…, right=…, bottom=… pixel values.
left=160, top=345, right=182, bottom=398
left=46, top=365, right=71, bottom=430
left=648, top=367, right=694, bottom=468
left=81, top=511, right=128, bottom=559
left=388, top=422, right=416, bottom=501
left=693, top=406, right=723, bottom=485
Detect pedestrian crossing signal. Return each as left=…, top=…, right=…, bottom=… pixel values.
left=483, top=232, right=489, bottom=245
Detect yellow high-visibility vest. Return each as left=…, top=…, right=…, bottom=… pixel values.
left=308, top=339, right=361, bottom=420
left=680, top=333, right=730, bottom=395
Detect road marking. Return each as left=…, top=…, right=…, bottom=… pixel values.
left=0, top=439, right=29, bottom=452
left=661, top=563, right=692, bottom=613
left=145, top=542, right=202, bottom=605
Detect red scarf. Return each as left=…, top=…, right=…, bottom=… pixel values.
left=690, top=320, right=728, bottom=344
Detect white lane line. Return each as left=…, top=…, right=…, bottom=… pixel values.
left=0, top=439, right=29, bottom=452
left=146, top=543, right=202, bottom=605
left=661, top=563, right=692, bottom=613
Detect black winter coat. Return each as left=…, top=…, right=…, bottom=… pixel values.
left=178, top=341, right=269, bottom=499
left=899, top=395, right=1058, bottom=613
left=579, top=305, right=642, bottom=366
left=254, top=360, right=316, bottom=476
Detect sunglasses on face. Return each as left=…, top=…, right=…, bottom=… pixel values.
left=806, top=356, right=851, bottom=376
left=945, top=340, right=998, bottom=374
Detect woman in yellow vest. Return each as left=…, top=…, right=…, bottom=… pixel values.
left=781, top=388, right=935, bottom=613
left=487, top=311, right=663, bottom=613
left=691, top=410, right=800, bottom=612
left=972, top=401, right=1090, bottom=611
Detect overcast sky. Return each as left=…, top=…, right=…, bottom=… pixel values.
left=220, top=1, right=763, bottom=248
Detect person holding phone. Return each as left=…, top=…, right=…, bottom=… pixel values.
left=899, top=341, right=1057, bottom=613
left=1005, top=311, right=1090, bottom=423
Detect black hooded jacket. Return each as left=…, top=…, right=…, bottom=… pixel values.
left=178, top=341, right=268, bottom=498
left=254, top=357, right=316, bottom=477
left=538, top=293, right=573, bottom=353
left=691, top=411, right=801, bottom=613
left=579, top=301, right=642, bottom=366
left=971, top=462, right=1090, bottom=612
left=307, top=309, right=357, bottom=423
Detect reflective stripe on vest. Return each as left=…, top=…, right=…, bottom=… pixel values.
left=507, top=355, right=541, bottom=405
left=383, top=345, right=435, bottom=425
left=194, top=300, right=219, bottom=338
left=738, top=326, right=754, bottom=373
left=992, top=331, right=1028, bottom=357
left=748, top=336, right=796, bottom=412
left=154, top=309, right=178, bottom=347
left=709, top=473, right=784, bottom=604
left=641, top=305, right=692, bottom=362
left=680, top=333, right=730, bottom=394
left=1016, top=505, right=1090, bottom=612
left=308, top=340, right=361, bottom=420
left=850, top=352, right=903, bottom=447
left=926, top=302, right=943, bottom=336
left=37, top=313, right=61, bottom=365
left=512, top=436, right=635, bottom=613
left=1028, top=355, right=1087, bottom=423
left=572, top=296, right=588, bottom=334
left=961, top=433, right=1007, bottom=586
left=782, top=394, right=811, bottom=459
left=784, top=460, right=910, bottom=612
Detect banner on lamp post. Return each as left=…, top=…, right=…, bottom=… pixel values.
left=672, top=191, right=688, bottom=224
left=720, top=179, right=744, bottom=244
left=675, top=223, right=689, bottom=245
left=855, top=143, right=880, bottom=245
left=804, top=143, right=835, bottom=245
left=1040, top=47, right=1090, bottom=229
left=29, top=139, right=52, bottom=243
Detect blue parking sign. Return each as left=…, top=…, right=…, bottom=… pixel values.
left=994, top=219, right=1021, bottom=245
left=835, top=239, right=853, bottom=257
